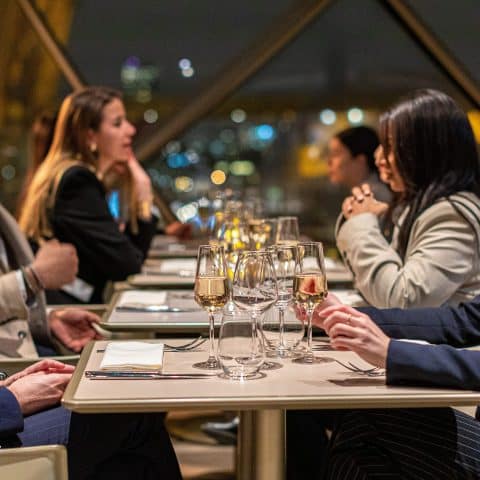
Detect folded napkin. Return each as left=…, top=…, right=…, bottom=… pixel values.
left=100, top=342, right=164, bottom=371
left=117, top=290, right=167, bottom=307
left=159, top=258, right=196, bottom=274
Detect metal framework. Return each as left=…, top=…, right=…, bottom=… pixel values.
left=15, top=0, right=85, bottom=90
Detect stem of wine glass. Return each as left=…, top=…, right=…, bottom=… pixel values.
left=251, top=311, right=258, bottom=357
left=206, top=310, right=217, bottom=366
left=278, top=306, right=285, bottom=350
left=305, top=306, right=314, bottom=362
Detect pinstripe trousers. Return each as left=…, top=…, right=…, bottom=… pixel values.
left=324, top=408, right=480, bottom=479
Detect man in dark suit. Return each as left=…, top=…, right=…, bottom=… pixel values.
left=288, top=296, right=480, bottom=479
left=0, top=359, right=181, bottom=479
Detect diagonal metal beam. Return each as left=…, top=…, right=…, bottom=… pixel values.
left=136, top=0, right=333, bottom=161
left=382, top=0, right=480, bottom=109
left=15, top=0, right=85, bottom=91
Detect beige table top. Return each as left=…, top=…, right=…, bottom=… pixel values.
left=63, top=340, right=480, bottom=414
left=101, top=289, right=365, bottom=333
left=148, top=235, right=201, bottom=259
left=100, top=290, right=217, bottom=332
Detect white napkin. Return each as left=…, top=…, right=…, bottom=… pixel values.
left=117, top=290, right=167, bottom=306
left=159, top=258, right=196, bottom=274
left=100, top=342, right=164, bottom=371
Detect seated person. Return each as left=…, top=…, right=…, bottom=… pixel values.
left=0, top=201, right=99, bottom=358
left=328, top=125, right=392, bottom=203
left=288, top=294, right=480, bottom=479
left=336, top=89, right=480, bottom=308
left=1, top=359, right=181, bottom=479
left=19, top=87, right=159, bottom=304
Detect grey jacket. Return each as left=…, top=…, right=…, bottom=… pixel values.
left=0, top=204, right=51, bottom=358
left=336, top=192, right=480, bottom=308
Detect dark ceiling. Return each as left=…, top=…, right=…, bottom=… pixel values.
left=65, top=0, right=480, bottom=109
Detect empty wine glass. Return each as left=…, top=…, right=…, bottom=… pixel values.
left=292, top=242, right=331, bottom=364
left=193, top=245, right=230, bottom=369
left=276, top=216, right=300, bottom=246
left=266, top=244, right=297, bottom=357
left=262, top=303, right=304, bottom=354
left=232, top=250, right=279, bottom=369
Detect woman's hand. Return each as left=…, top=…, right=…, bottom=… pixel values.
left=319, top=304, right=390, bottom=368
left=342, top=184, right=388, bottom=219
left=127, top=154, right=153, bottom=203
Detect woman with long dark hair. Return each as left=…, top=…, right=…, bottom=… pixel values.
left=336, top=89, right=480, bottom=308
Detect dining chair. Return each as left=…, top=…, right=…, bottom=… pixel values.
left=0, top=445, right=68, bottom=480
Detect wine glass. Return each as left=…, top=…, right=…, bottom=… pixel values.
left=266, top=244, right=297, bottom=357
left=232, top=251, right=278, bottom=369
left=276, top=216, right=300, bottom=246
left=213, top=220, right=249, bottom=280
left=248, top=218, right=275, bottom=250
left=197, top=196, right=211, bottom=237
left=193, top=245, right=230, bottom=369
left=292, top=242, right=331, bottom=364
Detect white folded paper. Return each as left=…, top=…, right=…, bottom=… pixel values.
left=100, top=342, right=164, bottom=371
left=159, top=258, right=197, bottom=273
left=117, top=290, right=167, bottom=307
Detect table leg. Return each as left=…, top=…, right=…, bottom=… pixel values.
left=237, top=409, right=286, bottom=480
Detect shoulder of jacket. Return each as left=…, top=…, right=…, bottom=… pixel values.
left=57, top=164, right=101, bottom=192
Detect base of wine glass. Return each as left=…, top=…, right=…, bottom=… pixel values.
left=193, top=358, right=220, bottom=370
left=218, top=371, right=266, bottom=381
left=292, top=355, right=335, bottom=365
left=260, top=360, right=283, bottom=370
left=266, top=347, right=294, bottom=359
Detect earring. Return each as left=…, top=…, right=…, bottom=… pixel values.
left=90, top=143, right=97, bottom=153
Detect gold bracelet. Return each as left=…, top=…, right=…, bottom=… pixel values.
left=138, top=199, right=152, bottom=220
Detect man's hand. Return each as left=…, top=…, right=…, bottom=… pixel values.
left=49, top=308, right=102, bottom=352
left=320, top=305, right=390, bottom=368
left=3, top=359, right=73, bottom=387
left=8, top=370, right=73, bottom=416
left=31, top=239, right=78, bottom=289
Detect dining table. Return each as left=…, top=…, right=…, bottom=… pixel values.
left=63, top=339, right=480, bottom=480
left=100, top=288, right=366, bottom=334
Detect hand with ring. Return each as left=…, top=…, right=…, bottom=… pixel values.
left=342, top=183, right=389, bottom=219
left=317, top=304, right=390, bottom=368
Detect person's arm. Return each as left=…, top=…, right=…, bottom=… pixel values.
left=53, top=166, right=154, bottom=281
left=0, top=388, right=23, bottom=439
left=322, top=304, right=480, bottom=390
left=336, top=201, right=477, bottom=308
left=387, top=340, right=480, bottom=389
left=361, top=296, right=480, bottom=347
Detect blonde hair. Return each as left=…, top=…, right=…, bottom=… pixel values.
left=19, top=86, right=139, bottom=241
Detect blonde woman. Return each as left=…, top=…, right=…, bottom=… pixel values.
left=19, top=86, right=157, bottom=303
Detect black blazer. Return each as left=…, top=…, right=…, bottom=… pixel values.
left=362, top=297, right=480, bottom=391
left=39, top=165, right=156, bottom=303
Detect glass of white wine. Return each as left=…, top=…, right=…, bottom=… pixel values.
left=193, top=245, right=230, bottom=369
left=292, top=241, right=331, bottom=364
left=276, top=216, right=300, bottom=246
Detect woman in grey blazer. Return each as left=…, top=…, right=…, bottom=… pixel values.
left=337, top=89, right=480, bottom=308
